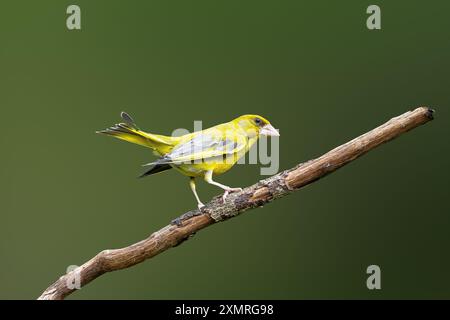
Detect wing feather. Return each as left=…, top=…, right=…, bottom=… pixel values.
left=162, top=131, right=246, bottom=164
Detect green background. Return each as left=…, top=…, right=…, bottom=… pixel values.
left=1, top=1, right=449, bottom=299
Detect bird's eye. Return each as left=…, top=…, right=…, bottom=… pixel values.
left=254, top=118, right=262, bottom=125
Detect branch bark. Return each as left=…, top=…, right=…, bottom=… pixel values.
left=38, top=107, right=434, bottom=300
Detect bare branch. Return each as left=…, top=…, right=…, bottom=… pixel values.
left=38, top=107, right=434, bottom=300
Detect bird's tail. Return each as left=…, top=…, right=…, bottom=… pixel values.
left=97, top=112, right=179, bottom=154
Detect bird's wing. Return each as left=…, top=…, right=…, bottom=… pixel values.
left=146, top=131, right=247, bottom=165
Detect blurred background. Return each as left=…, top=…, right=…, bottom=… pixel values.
left=1, top=0, right=449, bottom=299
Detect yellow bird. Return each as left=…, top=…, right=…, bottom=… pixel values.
left=97, top=112, right=280, bottom=209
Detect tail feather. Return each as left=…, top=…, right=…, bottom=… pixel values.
left=97, top=112, right=179, bottom=154
left=97, top=123, right=153, bottom=148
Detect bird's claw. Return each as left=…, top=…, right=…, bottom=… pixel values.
left=171, top=205, right=205, bottom=226
left=221, top=187, right=243, bottom=202
left=198, top=203, right=205, bottom=210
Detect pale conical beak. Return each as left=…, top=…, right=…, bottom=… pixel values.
left=260, top=124, right=280, bottom=137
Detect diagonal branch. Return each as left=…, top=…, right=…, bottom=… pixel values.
left=38, top=107, right=434, bottom=300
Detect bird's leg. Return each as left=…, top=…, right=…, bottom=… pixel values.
left=204, top=170, right=242, bottom=202
left=190, top=177, right=205, bottom=210
left=172, top=178, right=205, bottom=225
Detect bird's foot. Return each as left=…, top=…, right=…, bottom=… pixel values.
left=171, top=203, right=206, bottom=226
left=222, top=187, right=243, bottom=202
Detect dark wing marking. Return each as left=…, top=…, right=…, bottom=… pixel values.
left=139, top=161, right=172, bottom=178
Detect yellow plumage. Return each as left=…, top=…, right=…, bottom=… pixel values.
left=97, top=112, right=279, bottom=208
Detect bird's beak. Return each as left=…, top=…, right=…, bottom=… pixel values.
left=260, top=124, right=280, bottom=137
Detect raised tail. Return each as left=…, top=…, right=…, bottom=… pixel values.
left=97, top=112, right=178, bottom=155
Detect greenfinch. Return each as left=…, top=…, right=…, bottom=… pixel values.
left=97, top=112, right=279, bottom=208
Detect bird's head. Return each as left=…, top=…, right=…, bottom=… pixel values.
left=234, top=115, right=280, bottom=137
